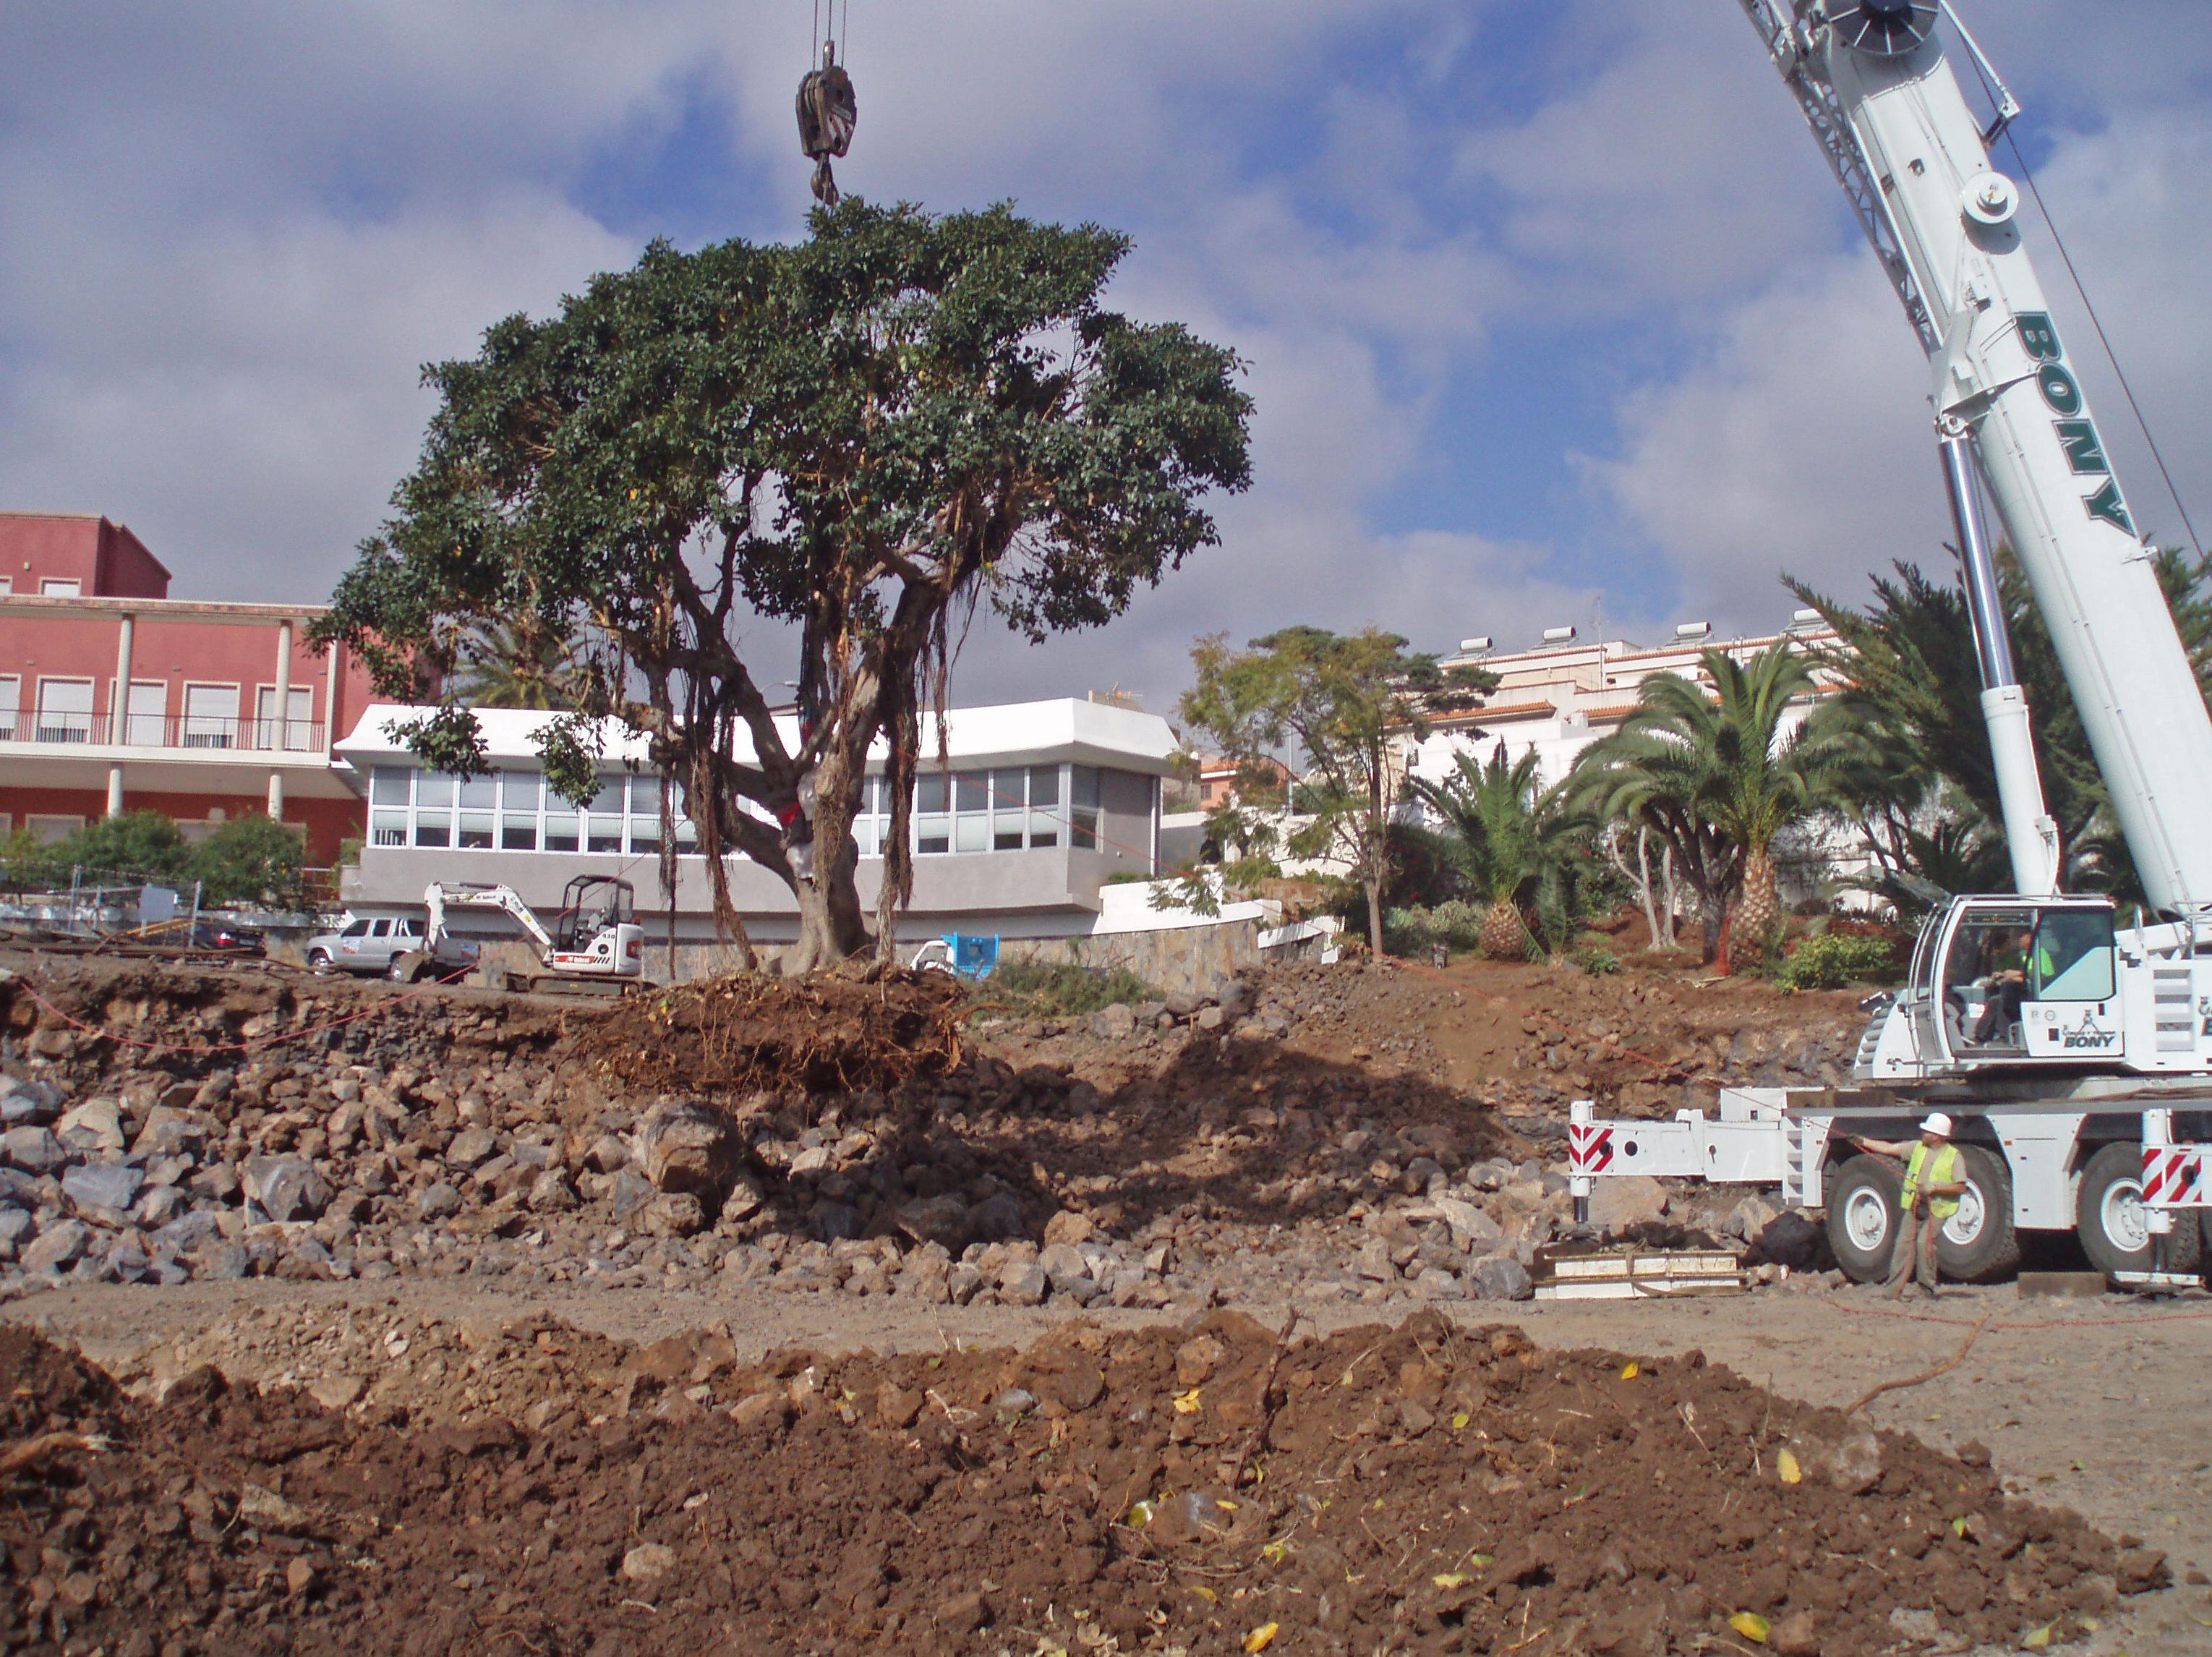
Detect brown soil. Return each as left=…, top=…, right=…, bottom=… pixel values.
left=576, top=966, right=970, bottom=1102
left=0, top=1307, right=2158, bottom=1657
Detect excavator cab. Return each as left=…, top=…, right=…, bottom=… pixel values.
left=1859, top=895, right=2125, bottom=1081
left=553, top=876, right=637, bottom=962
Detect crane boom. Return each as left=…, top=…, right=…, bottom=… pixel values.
left=1739, top=0, right=2212, bottom=918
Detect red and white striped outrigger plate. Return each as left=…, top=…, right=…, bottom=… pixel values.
left=2141, top=1144, right=2208, bottom=1208
left=1568, top=1122, right=1615, bottom=1175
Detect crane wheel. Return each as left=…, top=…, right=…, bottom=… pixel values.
left=1825, top=1154, right=1902, bottom=1283
left=2077, top=1141, right=2203, bottom=1285
left=1933, top=1144, right=2020, bottom=1283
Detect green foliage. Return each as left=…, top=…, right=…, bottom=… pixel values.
left=1410, top=740, right=1594, bottom=955
left=1102, top=871, right=1151, bottom=886
left=1179, top=625, right=1494, bottom=955
left=57, top=812, right=192, bottom=884
left=0, top=812, right=304, bottom=908
left=1570, top=643, right=1858, bottom=958
left=1789, top=548, right=2212, bottom=904
left=1383, top=900, right=1488, bottom=957
left=189, top=814, right=307, bottom=907
left=1573, top=943, right=1620, bottom=976
left=1770, top=929, right=1902, bottom=992
left=310, top=199, right=1251, bottom=968
left=988, top=957, right=1159, bottom=1017
left=448, top=618, right=586, bottom=710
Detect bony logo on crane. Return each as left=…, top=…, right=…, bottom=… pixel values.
left=2015, top=312, right=2136, bottom=537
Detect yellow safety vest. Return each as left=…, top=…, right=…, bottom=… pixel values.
left=1903, top=1142, right=1963, bottom=1221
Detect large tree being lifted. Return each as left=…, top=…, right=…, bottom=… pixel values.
left=314, top=201, right=1251, bottom=972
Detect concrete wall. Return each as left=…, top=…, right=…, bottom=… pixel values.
left=999, top=919, right=1263, bottom=999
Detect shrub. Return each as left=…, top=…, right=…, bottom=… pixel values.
left=190, top=814, right=307, bottom=907
left=1573, top=943, right=1620, bottom=976
left=988, top=957, right=1159, bottom=1016
left=1772, top=930, right=1901, bottom=992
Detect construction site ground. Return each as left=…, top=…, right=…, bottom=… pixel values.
left=1, top=945, right=2207, bottom=1654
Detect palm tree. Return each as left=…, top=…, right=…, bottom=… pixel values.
left=449, top=620, right=584, bottom=710
left=1411, top=741, right=1589, bottom=959
left=1573, top=642, right=1858, bottom=973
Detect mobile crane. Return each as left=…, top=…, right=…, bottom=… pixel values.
left=1568, top=0, right=2212, bottom=1289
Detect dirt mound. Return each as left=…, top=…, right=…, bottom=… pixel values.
left=576, top=966, right=969, bottom=1101
left=0, top=1312, right=2151, bottom=1656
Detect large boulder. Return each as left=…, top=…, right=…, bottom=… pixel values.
left=0, top=1077, right=61, bottom=1126
left=56, top=1099, right=126, bottom=1154
left=3, top=1127, right=67, bottom=1176
left=892, top=1195, right=971, bottom=1252
left=644, top=1192, right=706, bottom=1239
left=244, top=1156, right=331, bottom=1223
left=22, top=1220, right=89, bottom=1274
left=1586, top=1175, right=1667, bottom=1235
left=62, top=1162, right=144, bottom=1218
left=1749, top=1209, right=1829, bottom=1271
left=1469, top=1253, right=1534, bottom=1302
left=1089, top=1003, right=1137, bottom=1042
left=132, top=1107, right=208, bottom=1158
left=634, top=1100, right=740, bottom=1198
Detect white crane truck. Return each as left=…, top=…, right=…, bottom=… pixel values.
left=1568, top=0, right=2212, bottom=1290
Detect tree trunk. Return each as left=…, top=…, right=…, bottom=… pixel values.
left=1733, top=849, right=1781, bottom=971
left=1660, top=843, right=1680, bottom=948
left=1634, top=827, right=1660, bottom=951
left=1699, top=894, right=1723, bottom=966
left=1479, top=898, right=1526, bottom=960
left=784, top=862, right=871, bottom=974
left=1365, top=874, right=1385, bottom=956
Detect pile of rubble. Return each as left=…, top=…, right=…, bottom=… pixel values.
left=0, top=953, right=1840, bottom=1305
left=0, top=1309, right=2157, bottom=1655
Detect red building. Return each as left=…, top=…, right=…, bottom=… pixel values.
left=0, top=512, right=375, bottom=864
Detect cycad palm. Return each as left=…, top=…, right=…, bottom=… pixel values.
left=1573, top=644, right=1858, bottom=971
left=450, top=620, right=581, bottom=711
left=1412, top=741, right=1587, bottom=959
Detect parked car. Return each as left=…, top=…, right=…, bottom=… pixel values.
left=304, top=913, right=424, bottom=976
left=183, top=918, right=265, bottom=952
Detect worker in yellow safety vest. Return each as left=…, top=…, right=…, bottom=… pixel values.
left=1842, top=1113, right=1967, bottom=1300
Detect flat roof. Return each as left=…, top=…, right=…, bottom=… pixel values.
left=336, top=697, right=1182, bottom=775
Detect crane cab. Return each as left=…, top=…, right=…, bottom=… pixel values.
left=1856, top=895, right=2150, bottom=1081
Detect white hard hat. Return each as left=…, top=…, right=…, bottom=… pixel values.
left=1918, top=1112, right=1954, bottom=1137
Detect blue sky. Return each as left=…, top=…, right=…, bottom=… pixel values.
left=2, top=1, right=2207, bottom=715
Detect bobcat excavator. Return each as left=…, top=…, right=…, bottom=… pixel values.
left=1568, top=0, right=2212, bottom=1290
left=390, top=877, right=645, bottom=994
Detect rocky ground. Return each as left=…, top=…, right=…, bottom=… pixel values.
left=0, top=952, right=1863, bottom=1315
left=6, top=945, right=2202, bottom=1655
left=0, top=1300, right=2179, bottom=1657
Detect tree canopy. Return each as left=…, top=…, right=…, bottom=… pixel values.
left=312, top=200, right=1251, bottom=970
left=1409, top=741, right=1590, bottom=960
left=1789, top=546, right=2212, bottom=906
left=1179, top=626, right=1493, bottom=955
left=1571, top=643, right=1857, bottom=970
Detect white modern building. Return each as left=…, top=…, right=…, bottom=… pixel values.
left=333, top=696, right=1178, bottom=971
left=1409, top=613, right=1846, bottom=791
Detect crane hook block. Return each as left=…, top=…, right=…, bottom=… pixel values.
left=796, top=43, right=857, bottom=207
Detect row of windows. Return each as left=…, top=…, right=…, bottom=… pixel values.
left=366, top=764, right=1131, bottom=859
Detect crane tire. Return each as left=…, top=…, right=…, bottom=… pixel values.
left=1934, top=1144, right=2020, bottom=1283
left=1825, top=1154, right=1903, bottom=1284
left=2077, top=1141, right=2203, bottom=1285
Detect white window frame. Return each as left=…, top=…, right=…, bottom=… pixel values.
left=25, top=813, right=84, bottom=843
left=123, top=680, right=166, bottom=746
left=180, top=681, right=241, bottom=749
left=252, top=683, right=316, bottom=751
left=33, top=676, right=95, bottom=743
left=0, top=673, right=20, bottom=740
left=38, top=578, right=82, bottom=597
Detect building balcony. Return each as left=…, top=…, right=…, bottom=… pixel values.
left=0, top=712, right=328, bottom=753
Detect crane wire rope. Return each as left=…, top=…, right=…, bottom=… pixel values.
left=1959, top=43, right=2205, bottom=561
